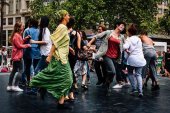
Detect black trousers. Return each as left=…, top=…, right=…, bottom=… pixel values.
left=8, top=60, right=23, bottom=86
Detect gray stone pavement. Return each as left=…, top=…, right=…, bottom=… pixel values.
left=0, top=72, right=170, bottom=113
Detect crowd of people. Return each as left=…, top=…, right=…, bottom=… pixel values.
left=4, top=9, right=170, bottom=109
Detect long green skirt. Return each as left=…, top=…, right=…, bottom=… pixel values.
left=30, top=57, right=73, bottom=99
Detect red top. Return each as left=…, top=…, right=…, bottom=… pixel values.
left=106, top=36, right=120, bottom=59
left=11, top=33, right=30, bottom=61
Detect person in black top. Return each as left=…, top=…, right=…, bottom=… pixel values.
left=66, top=17, right=82, bottom=101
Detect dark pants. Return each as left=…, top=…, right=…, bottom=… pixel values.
left=103, top=56, right=116, bottom=84
left=8, top=60, right=24, bottom=86
left=94, top=59, right=106, bottom=83
left=23, top=57, right=39, bottom=83
left=116, top=63, right=127, bottom=83
left=68, top=53, right=77, bottom=92
left=86, top=61, right=90, bottom=79
left=103, top=55, right=125, bottom=85
left=142, top=49, right=158, bottom=82
left=69, top=53, right=77, bottom=84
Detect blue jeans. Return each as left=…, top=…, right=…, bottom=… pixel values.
left=94, top=59, right=106, bottom=83
left=103, top=55, right=125, bottom=84
left=34, top=55, right=48, bottom=75
left=103, top=56, right=116, bottom=84
left=142, top=49, right=157, bottom=81
left=127, top=66, right=143, bottom=94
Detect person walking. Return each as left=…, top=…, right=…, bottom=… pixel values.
left=87, top=21, right=126, bottom=94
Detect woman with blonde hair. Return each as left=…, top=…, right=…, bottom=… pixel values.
left=7, top=22, right=31, bottom=92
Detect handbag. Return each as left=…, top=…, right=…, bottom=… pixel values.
left=77, top=49, right=93, bottom=61
left=77, top=49, right=88, bottom=61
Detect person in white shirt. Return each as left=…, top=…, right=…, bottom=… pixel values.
left=123, top=23, right=146, bottom=97
left=28, top=16, right=52, bottom=97
left=30, top=16, right=52, bottom=75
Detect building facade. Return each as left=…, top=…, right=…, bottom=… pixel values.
left=1, top=0, right=32, bottom=46
left=0, top=0, right=66, bottom=47
left=156, top=0, right=170, bottom=22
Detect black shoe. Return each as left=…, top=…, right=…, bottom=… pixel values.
left=25, top=89, right=37, bottom=95
left=81, top=84, right=88, bottom=90
left=96, top=81, right=103, bottom=86
left=64, top=98, right=75, bottom=103
left=143, top=83, right=147, bottom=89
left=144, top=83, right=147, bottom=87
left=130, top=90, right=138, bottom=96
left=57, top=103, right=72, bottom=109
left=90, top=68, right=95, bottom=72
left=151, top=85, right=160, bottom=91
left=74, top=88, right=79, bottom=94
left=105, top=82, right=111, bottom=96
left=38, top=88, right=47, bottom=100
left=138, top=93, right=143, bottom=98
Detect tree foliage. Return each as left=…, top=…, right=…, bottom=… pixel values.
left=30, top=0, right=162, bottom=33
left=158, top=1, right=170, bottom=35
left=105, top=0, right=160, bottom=32
left=60, top=0, right=106, bottom=29
left=30, top=0, right=61, bottom=31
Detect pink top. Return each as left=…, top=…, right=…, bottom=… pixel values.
left=11, top=33, right=30, bottom=61
left=106, top=36, right=120, bottom=58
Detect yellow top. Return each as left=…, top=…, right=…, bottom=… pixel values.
left=50, top=24, right=69, bottom=64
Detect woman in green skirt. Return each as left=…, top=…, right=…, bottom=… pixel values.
left=30, top=10, right=73, bottom=109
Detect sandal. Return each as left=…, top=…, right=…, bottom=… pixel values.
left=81, top=84, right=88, bottom=90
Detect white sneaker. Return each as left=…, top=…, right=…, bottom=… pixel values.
left=112, top=84, right=123, bottom=89
left=125, top=82, right=131, bottom=86
left=12, top=86, right=23, bottom=92
left=7, top=86, right=13, bottom=91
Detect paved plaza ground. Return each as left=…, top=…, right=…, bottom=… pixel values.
left=0, top=72, right=170, bottom=113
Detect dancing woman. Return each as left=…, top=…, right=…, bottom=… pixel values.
left=30, top=10, right=73, bottom=109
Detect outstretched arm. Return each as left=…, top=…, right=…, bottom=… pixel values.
left=87, top=31, right=107, bottom=47
left=30, top=39, right=47, bottom=45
